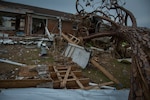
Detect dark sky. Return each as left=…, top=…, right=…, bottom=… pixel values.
left=3, top=0, right=150, bottom=28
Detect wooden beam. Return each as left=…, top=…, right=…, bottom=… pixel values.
left=50, top=65, right=89, bottom=89
left=53, top=66, right=62, bottom=81
left=71, top=72, right=84, bottom=89
left=91, top=58, right=121, bottom=85
left=49, top=66, right=79, bottom=72
left=60, top=66, right=71, bottom=88
left=53, top=78, right=89, bottom=89
left=84, top=81, right=114, bottom=90
left=0, top=79, right=52, bottom=88
left=50, top=71, right=82, bottom=79
left=25, top=14, right=32, bottom=35
left=62, top=33, right=80, bottom=44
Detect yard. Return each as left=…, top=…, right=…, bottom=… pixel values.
left=0, top=42, right=131, bottom=89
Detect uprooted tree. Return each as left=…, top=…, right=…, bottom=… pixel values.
left=75, top=0, right=150, bottom=99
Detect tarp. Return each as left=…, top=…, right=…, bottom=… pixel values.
left=0, top=88, right=129, bottom=100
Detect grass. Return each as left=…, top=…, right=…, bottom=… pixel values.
left=82, top=66, right=110, bottom=84
left=82, top=58, right=131, bottom=89
left=111, top=59, right=131, bottom=88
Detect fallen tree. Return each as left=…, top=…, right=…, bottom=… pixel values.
left=75, top=0, right=150, bottom=99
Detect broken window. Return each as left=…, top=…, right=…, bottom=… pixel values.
left=0, top=16, right=25, bottom=31
left=0, top=16, right=15, bottom=30
left=32, top=18, right=46, bottom=34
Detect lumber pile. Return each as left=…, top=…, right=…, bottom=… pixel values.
left=0, top=65, right=90, bottom=89
left=49, top=65, right=90, bottom=89
left=62, top=33, right=80, bottom=44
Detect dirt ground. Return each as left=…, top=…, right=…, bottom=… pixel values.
left=0, top=43, right=131, bottom=89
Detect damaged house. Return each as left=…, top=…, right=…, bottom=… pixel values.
left=0, top=1, right=136, bottom=100
left=0, top=1, right=76, bottom=36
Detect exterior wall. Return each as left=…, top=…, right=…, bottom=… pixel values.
left=25, top=14, right=32, bottom=35
left=0, top=12, right=75, bottom=36
left=0, top=1, right=76, bottom=36
left=62, top=20, right=75, bottom=34
left=47, top=18, right=76, bottom=35
left=47, top=19, right=59, bottom=34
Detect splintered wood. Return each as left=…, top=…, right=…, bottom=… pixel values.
left=0, top=65, right=90, bottom=89
left=62, top=33, right=80, bottom=44
left=49, top=65, right=90, bottom=89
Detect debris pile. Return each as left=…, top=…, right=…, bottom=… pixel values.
left=0, top=21, right=130, bottom=90
left=0, top=65, right=91, bottom=89
left=50, top=65, right=89, bottom=89
left=0, top=31, right=131, bottom=90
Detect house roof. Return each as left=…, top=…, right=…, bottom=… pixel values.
left=0, top=1, right=74, bottom=19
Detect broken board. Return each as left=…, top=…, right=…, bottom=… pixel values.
left=49, top=65, right=90, bottom=89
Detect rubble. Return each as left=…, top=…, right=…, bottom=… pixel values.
left=0, top=30, right=132, bottom=91
left=0, top=0, right=132, bottom=92
left=0, top=65, right=91, bottom=89
left=50, top=65, right=90, bottom=89
left=0, top=33, right=130, bottom=90
left=0, top=39, right=16, bottom=44
left=36, top=65, right=49, bottom=78
left=0, top=0, right=149, bottom=99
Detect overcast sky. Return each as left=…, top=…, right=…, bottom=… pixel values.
left=3, top=0, right=150, bottom=28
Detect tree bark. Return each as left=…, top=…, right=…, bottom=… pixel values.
left=118, top=26, right=150, bottom=100
left=82, top=26, right=150, bottom=100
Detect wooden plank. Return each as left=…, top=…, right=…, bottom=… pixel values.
left=50, top=72, right=58, bottom=81
left=55, top=71, right=82, bottom=76
left=53, top=80, right=61, bottom=89
left=84, top=81, right=114, bottom=90
left=79, top=78, right=90, bottom=87
left=67, top=78, right=89, bottom=89
left=60, top=66, right=71, bottom=88
left=62, top=33, right=76, bottom=44
left=91, top=59, right=121, bottom=85
left=53, top=66, right=62, bottom=81
left=73, top=71, right=82, bottom=78
left=56, top=66, right=68, bottom=70
left=68, top=34, right=80, bottom=44
left=53, top=78, right=89, bottom=89
left=50, top=66, right=79, bottom=71
left=50, top=65, right=89, bottom=89
left=51, top=71, right=82, bottom=79
left=49, top=66, right=54, bottom=71
left=71, top=72, right=84, bottom=89
left=56, top=70, right=68, bottom=73
left=0, top=79, right=52, bottom=88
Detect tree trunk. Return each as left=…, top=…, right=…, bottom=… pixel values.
left=82, top=26, right=150, bottom=100
left=118, top=26, right=150, bottom=100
